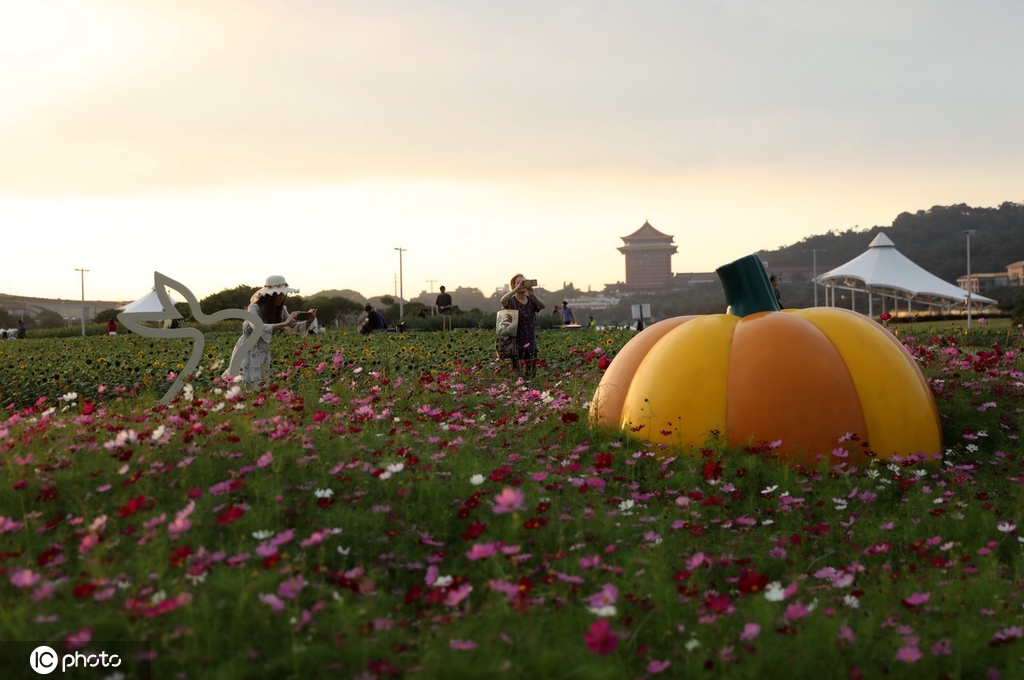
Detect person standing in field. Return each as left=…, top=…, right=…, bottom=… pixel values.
left=223, top=275, right=316, bottom=386
left=499, top=273, right=546, bottom=379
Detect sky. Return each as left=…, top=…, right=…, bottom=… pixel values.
left=2, top=0, right=1022, bottom=304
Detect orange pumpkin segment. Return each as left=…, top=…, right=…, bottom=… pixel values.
left=726, top=311, right=868, bottom=464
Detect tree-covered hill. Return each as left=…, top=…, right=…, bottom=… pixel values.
left=759, top=201, right=1024, bottom=282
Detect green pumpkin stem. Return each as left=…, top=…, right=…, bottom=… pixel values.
left=715, top=254, right=781, bottom=317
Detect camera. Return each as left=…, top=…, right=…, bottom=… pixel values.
left=523, top=279, right=538, bottom=288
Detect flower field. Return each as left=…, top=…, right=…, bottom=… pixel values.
left=1, top=326, right=1023, bottom=679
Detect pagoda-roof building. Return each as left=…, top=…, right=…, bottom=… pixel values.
left=617, top=221, right=677, bottom=291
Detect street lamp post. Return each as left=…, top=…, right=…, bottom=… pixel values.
left=394, top=248, right=406, bottom=321
left=75, top=268, right=89, bottom=337
left=811, top=249, right=827, bottom=307
left=964, top=230, right=976, bottom=330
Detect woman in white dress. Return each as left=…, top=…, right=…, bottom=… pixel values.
left=223, top=275, right=317, bottom=386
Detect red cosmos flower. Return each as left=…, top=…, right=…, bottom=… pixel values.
left=737, top=568, right=769, bottom=595
left=217, top=506, right=246, bottom=525
left=597, top=356, right=611, bottom=372
left=72, top=583, right=97, bottom=598
left=118, top=495, right=151, bottom=518
left=560, top=412, right=580, bottom=425
left=523, top=517, right=548, bottom=530
left=461, top=521, right=487, bottom=540
left=593, top=452, right=613, bottom=469
left=584, top=619, right=618, bottom=655
left=169, top=545, right=192, bottom=567
left=701, top=460, right=723, bottom=481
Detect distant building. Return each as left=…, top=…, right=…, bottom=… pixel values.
left=565, top=294, right=621, bottom=310
left=956, top=259, right=1024, bottom=293
left=618, top=221, right=677, bottom=292
left=1006, top=260, right=1024, bottom=286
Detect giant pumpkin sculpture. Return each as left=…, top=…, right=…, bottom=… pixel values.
left=590, top=255, right=941, bottom=465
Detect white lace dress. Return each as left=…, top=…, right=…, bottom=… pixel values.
left=224, top=303, right=296, bottom=386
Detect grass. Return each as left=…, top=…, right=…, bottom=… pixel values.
left=0, top=323, right=1022, bottom=679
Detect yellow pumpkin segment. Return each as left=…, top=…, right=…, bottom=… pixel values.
left=619, top=315, right=735, bottom=447
left=589, top=316, right=695, bottom=428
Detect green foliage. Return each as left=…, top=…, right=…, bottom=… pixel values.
left=33, top=307, right=70, bottom=329
left=200, top=284, right=256, bottom=314
left=92, top=307, right=122, bottom=324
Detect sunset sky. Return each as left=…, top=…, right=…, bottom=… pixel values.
left=2, top=0, right=1022, bottom=304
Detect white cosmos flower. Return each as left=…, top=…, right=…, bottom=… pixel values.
left=763, top=582, right=786, bottom=602
left=470, top=474, right=485, bottom=485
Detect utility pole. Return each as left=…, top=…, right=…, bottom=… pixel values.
left=964, top=230, right=976, bottom=330
left=75, top=268, right=89, bottom=337
left=394, top=247, right=406, bottom=320
left=426, top=279, right=437, bottom=294
left=811, top=249, right=827, bottom=307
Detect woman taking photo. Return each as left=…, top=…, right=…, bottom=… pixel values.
left=223, top=275, right=317, bottom=386
left=499, top=273, right=546, bottom=379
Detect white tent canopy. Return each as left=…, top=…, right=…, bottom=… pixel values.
left=119, top=287, right=181, bottom=314
left=815, top=233, right=996, bottom=316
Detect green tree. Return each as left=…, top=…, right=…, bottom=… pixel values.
left=0, top=306, right=16, bottom=329
left=92, top=308, right=123, bottom=324
left=33, top=308, right=68, bottom=329
left=304, top=295, right=362, bottom=327
left=200, top=285, right=256, bottom=314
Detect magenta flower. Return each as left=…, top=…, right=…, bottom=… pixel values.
left=902, top=592, right=931, bottom=608
left=449, top=639, right=478, bottom=651
left=895, top=645, right=922, bottom=662
left=783, top=603, right=810, bottom=621
left=492, top=487, right=525, bottom=514
left=466, top=542, right=499, bottom=561
left=646, top=660, right=670, bottom=674
left=277, top=575, right=306, bottom=600
left=739, top=622, right=761, bottom=641
left=584, top=619, right=618, bottom=655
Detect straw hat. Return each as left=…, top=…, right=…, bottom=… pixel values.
left=251, top=275, right=299, bottom=303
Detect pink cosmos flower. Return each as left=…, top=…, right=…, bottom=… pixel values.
left=9, top=568, right=40, bottom=589
left=587, top=583, right=619, bottom=609
left=259, top=593, right=286, bottom=611
left=450, top=639, right=478, bottom=651
left=444, top=583, right=473, bottom=607
left=492, top=487, right=525, bottom=514
left=65, top=627, right=92, bottom=647
left=646, top=660, right=670, bottom=674
left=584, top=619, right=618, bottom=655
left=836, top=626, right=856, bottom=645
left=783, top=603, right=810, bottom=621
left=895, top=645, right=922, bottom=662
left=466, top=543, right=499, bottom=561
left=79, top=533, right=100, bottom=555
left=902, top=592, right=931, bottom=608
left=300, top=529, right=330, bottom=548
left=739, top=622, right=761, bottom=641
left=278, top=576, right=306, bottom=600
left=256, top=452, right=274, bottom=468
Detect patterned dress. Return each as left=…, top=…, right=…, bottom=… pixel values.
left=223, top=303, right=290, bottom=386
left=506, top=295, right=540, bottom=362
